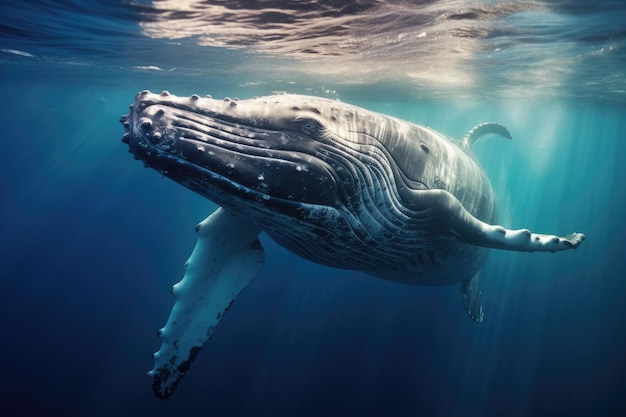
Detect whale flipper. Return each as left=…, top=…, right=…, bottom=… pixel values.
left=461, top=273, right=484, bottom=323
left=148, top=207, right=264, bottom=399
left=418, top=188, right=585, bottom=252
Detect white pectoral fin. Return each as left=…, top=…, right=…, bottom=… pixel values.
left=471, top=226, right=586, bottom=252
left=422, top=189, right=586, bottom=253
left=149, top=207, right=264, bottom=399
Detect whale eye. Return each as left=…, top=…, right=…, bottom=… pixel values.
left=297, top=118, right=324, bottom=135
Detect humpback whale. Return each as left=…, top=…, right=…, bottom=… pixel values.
left=120, top=91, right=584, bottom=399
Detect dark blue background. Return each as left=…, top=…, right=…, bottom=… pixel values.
left=1, top=1, right=626, bottom=416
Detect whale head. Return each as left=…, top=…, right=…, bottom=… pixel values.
left=120, top=91, right=362, bottom=213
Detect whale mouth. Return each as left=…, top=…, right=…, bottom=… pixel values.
left=120, top=91, right=340, bottom=209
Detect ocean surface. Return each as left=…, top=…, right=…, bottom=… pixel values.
left=1, top=1, right=625, bottom=416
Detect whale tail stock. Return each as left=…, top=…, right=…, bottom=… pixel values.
left=462, top=122, right=513, bottom=150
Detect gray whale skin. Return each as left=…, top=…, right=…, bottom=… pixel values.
left=120, top=91, right=584, bottom=399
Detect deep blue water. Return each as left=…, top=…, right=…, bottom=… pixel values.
left=1, top=1, right=625, bottom=416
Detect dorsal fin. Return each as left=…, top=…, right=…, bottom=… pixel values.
left=462, top=122, right=513, bottom=150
